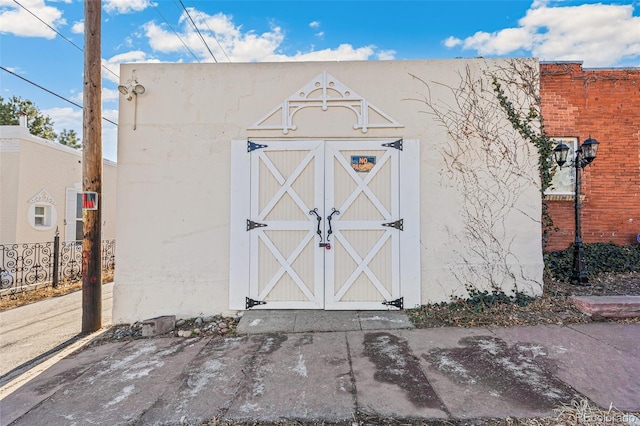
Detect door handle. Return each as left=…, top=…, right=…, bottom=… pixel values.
left=309, top=208, right=323, bottom=243
left=326, top=208, right=340, bottom=241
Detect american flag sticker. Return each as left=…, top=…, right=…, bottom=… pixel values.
left=82, top=192, right=98, bottom=210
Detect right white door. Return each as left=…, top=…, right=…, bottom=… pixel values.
left=324, top=140, right=401, bottom=309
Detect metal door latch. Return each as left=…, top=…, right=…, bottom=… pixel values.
left=326, top=208, right=340, bottom=241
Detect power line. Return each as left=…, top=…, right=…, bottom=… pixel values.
left=13, top=0, right=83, bottom=52
left=152, top=2, right=200, bottom=62
left=190, top=0, right=231, bottom=62
left=178, top=0, right=218, bottom=62
left=1, top=66, right=118, bottom=127
left=12, top=0, right=119, bottom=80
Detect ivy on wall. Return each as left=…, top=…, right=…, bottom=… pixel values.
left=491, top=62, right=556, bottom=248
left=409, top=59, right=543, bottom=297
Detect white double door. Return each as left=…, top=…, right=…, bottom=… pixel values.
left=248, top=140, right=402, bottom=310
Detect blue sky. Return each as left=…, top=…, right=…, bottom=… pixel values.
left=1, top=0, right=639, bottom=162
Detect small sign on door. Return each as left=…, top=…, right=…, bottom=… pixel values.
left=351, top=155, right=376, bottom=172
left=81, top=192, right=98, bottom=210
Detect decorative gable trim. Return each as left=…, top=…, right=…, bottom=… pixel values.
left=249, top=71, right=403, bottom=134
left=28, top=189, right=56, bottom=205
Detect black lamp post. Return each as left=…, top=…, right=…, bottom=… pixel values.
left=553, top=136, right=600, bottom=285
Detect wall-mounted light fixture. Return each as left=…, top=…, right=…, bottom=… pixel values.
left=117, top=83, right=145, bottom=101
left=117, top=81, right=145, bottom=129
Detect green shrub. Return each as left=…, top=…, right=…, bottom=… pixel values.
left=544, top=243, right=640, bottom=281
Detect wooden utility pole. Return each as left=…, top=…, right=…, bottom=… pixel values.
left=82, top=0, right=102, bottom=333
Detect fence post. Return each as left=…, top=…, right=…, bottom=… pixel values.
left=53, top=228, right=60, bottom=288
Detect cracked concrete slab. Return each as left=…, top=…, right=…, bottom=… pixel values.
left=5, top=324, right=637, bottom=425
left=348, top=330, right=448, bottom=419
left=138, top=336, right=259, bottom=425
left=9, top=338, right=209, bottom=426
left=402, top=327, right=570, bottom=420
left=1, top=343, right=126, bottom=426
left=568, top=323, right=640, bottom=354
left=224, top=332, right=354, bottom=422
left=489, top=325, right=640, bottom=412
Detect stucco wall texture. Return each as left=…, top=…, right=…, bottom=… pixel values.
left=114, top=59, right=544, bottom=322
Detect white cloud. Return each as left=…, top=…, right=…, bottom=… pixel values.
left=71, top=20, right=83, bottom=34
left=377, top=50, right=396, bottom=61
left=42, top=106, right=82, bottom=140
left=142, top=9, right=382, bottom=63
left=315, top=31, right=325, bottom=39
left=103, top=0, right=153, bottom=15
left=309, top=21, right=320, bottom=29
left=102, top=88, right=120, bottom=102
left=279, top=44, right=376, bottom=62
left=462, top=27, right=533, bottom=55
left=444, top=36, right=462, bottom=48
left=445, top=3, right=640, bottom=67
left=0, top=0, right=64, bottom=39
left=102, top=51, right=159, bottom=84
left=530, top=0, right=550, bottom=8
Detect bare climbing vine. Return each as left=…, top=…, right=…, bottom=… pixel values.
left=408, top=59, right=548, bottom=298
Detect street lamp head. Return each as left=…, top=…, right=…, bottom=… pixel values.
left=553, top=142, right=570, bottom=167
left=582, top=137, right=599, bottom=163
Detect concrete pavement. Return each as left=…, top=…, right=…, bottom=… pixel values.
left=0, top=283, right=113, bottom=381
left=1, top=321, right=638, bottom=425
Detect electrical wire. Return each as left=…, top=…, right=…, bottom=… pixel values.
left=13, top=0, right=82, bottom=51
left=12, top=0, right=120, bottom=81
left=1, top=66, right=118, bottom=127
left=178, top=0, right=218, bottom=62
left=190, top=0, right=231, bottom=62
left=152, top=2, right=201, bottom=63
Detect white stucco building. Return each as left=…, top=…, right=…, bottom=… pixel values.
left=114, top=59, right=544, bottom=322
left=0, top=122, right=117, bottom=245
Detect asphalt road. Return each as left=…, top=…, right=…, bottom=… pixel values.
left=0, top=282, right=113, bottom=379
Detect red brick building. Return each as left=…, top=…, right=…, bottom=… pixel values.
left=541, top=62, right=640, bottom=252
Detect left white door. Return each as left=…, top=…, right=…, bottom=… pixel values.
left=248, top=140, right=325, bottom=308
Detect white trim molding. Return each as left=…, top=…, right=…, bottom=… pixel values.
left=28, top=189, right=57, bottom=205
left=249, top=71, right=403, bottom=134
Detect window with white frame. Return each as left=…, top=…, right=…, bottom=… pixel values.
left=34, top=205, right=47, bottom=226
left=27, top=190, right=57, bottom=231
left=545, top=137, right=577, bottom=197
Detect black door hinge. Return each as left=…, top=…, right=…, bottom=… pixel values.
left=382, top=297, right=404, bottom=310
left=246, top=297, right=267, bottom=309
left=247, top=219, right=267, bottom=231
left=381, top=139, right=403, bottom=151
left=248, top=140, right=268, bottom=152
left=382, top=219, right=403, bottom=231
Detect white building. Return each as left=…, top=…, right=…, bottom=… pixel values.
left=114, top=59, right=544, bottom=322
left=0, top=121, right=117, bottom=245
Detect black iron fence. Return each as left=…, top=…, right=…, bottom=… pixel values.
left=0, top=236, right=115, bottom=291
